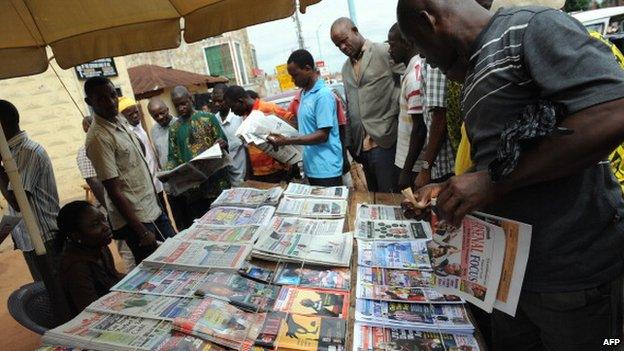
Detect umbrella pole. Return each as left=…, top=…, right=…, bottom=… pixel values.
left=0, top=127, right=70, bottom=323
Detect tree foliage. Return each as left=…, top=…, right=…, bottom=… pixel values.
left=564, top=0, right=592, bottom=12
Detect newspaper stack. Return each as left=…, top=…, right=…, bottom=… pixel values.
left=276, top=197, right=348, bottom=219
left=269, top=215, right=345, bottom=236
left=196, top=206, right=275, bottom=227
left=353, top=323, right=481, bottom=351
left=175, top=224, right=261, bottom=244
left=283, top=183, right=349, bottom=200
left=210, top=186, right=284, bottom=208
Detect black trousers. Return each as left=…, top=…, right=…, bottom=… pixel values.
left=308, top=176, right=343, bottom=187
left=113, top=212, right=176, bottom=264
left=167, top=194, right=214, bottom=231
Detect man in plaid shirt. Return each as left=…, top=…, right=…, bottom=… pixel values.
left=414, top=63, right=456, bottom=188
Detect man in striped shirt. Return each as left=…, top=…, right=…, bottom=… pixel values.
left=0, top=100, right=60, bottom=281
left=398, top=0, right=624, bottom=349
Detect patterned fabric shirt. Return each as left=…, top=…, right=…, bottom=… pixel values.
left=76, top=145, right=97, bottom=179
left=421, top=63, right=456, bottom=179
left=395, top=55, right=425, bottom=171
left=7, top=132, right=60, bottom=251
left=168, top=110, right=230, bottom=197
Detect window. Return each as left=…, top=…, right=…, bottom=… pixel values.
left=204, top=44, right=236, bottom=81
left=235, top=42, right=249, bottom=85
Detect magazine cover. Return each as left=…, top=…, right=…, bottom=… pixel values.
left=428, top=216, right=506, bottom=312
left=212, top=187, right=284, bottom=208
left=238, top=262, right=275, bottom=283
left=276, top=197, right=347, bottom=218
left=172, top=297, right=265, bottom=350
left=270, top=216, right=345, bottom=236
left=353, top=323, right=481, bottom=351
left=356, top=282, right=462, bottom=304
left=472, top=212, right=532, bottom=317
left=255, top=312, right=346, bottom=351
left=283, top=183, right=349, bottom=200
left=355, top=299, right=474, bottom=332
left=143, top=239, right=251, bottom=271
left=358, top=240, right=432, bottom=270
left=272, top=286, right=350, bottom=319
left=358, top=267, right=432, bottom=288
left=111, top=264, right=204, bottom=297
left=86, top=291, right=204, bottom=320
left=274, top=263, right=350, bottom=290
left=176, top=225, right=260, bottom=244
left=356, top=204, right=407, bottom=221
left=355, top=220, right=432, bottom=241
left=197, top=206, right=275, bottom=227
left=193, top=271, right=280, bottom=311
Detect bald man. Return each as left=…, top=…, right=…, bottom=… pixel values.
left=331, top=17, right=402, bottom=193
left=398, top=0, right=624, bottom=349
left=147, top=98, right=176, bottom=169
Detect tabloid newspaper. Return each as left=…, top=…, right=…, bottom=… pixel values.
left=274, top=263, right=351, bottom=290
left=272, top=286, right=350, bottom=319
left=353, top=322, right=481, bottom=351
left=357, top=267, right=432, bottom=288
left=283, top=183, right=349, bottom=200
left=357, top=240, right=432, bottom=270
left=270, top=215, right=345, bottom=236
left=111, top=264, right=205, bottom=297
left=253, top=230, right=353, bottom=267
left=175, top=225, right=260, bottom=244
left=211, top=187, right=284, bottom=208
left=472, top=212, right=532, bottom=317
left=356, top=280, right=463, bottom=304
left=235, top=110, right=303, bottom=165
left=428, top=215, right=506, bottom=313
left=355, top=219, right=432, bottom=241
left=276, top=197, right=347, bottom=219
left=355, top=299, right=474, bottom=332
left=156, top=144, right=229, bottom=196
left=254, top=311, right=346, bottom=351
left=85, top=291, right=203, bottom=321
left=172, top=297, right=266, bottom=350
left=143, top=238, right=251, bottom=271
left=356, top=204, right=407, bottom=221
left=197, top=206, right=275, bottom=227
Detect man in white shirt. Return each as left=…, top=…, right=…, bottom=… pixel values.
left=147, top=98, right=176, bottom=169
left=211, top=84, right=246, bottom=185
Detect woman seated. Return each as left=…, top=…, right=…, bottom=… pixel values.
left=56, top=201, right=124, bottom=316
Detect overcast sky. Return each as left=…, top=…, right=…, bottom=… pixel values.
left=247, top=0, right=399, bottom=75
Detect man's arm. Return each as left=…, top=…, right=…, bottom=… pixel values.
left=415, top=107, right=448, bottom=188
left=399, top=113, right=427, bottom=189
left=85, top=177, right=107, bottom=209
left=268, top=128, right=330, bottom=147
left=0, top=166, right=19, bottom=211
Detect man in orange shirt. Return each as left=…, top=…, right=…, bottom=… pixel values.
left=224, top=86, right=295, bottom=183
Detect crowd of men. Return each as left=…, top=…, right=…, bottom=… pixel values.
left=1, top=0, right=624, bottom=349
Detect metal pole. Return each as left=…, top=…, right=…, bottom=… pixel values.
left=316, top=24, right=323, bottom=60
left=347, top=0, right=358, bottom=26
left=294, top=0, right=306, bottom=49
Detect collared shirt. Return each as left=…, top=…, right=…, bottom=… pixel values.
left=218, top=110, right=246, bottom=185
left=150, top=116, right=176, bottom=169
left=351, top=40, right=371, bottom=81
left=76, top=145, right=97, bottom=179
left=421, top=63, right=455, bottom=179
left=128, top=123, right=163, bottom=193
left=395, top=55, right=425, bottom=172
left=86, top=115, right=162, bottom=230
left=247, top=99, right=295, bottom=176
left=7, top=131, right=60, bottom=251
left=297, top=79, right=343, bottom=178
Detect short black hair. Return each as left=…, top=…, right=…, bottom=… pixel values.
left=246, top=90, right=259, bottom=99
left=389, top=23, right=400, bottom=35
left=0, top=100, right=20, bottom=127
left=287, top=49, right=315, bottom=70
left=84, top=76, right=113, bottom=97
left=55, top=200, right=93, bottom=251
left=213, top=83, right=228, bottom=94
left=224, top=85, right=248, bottom=101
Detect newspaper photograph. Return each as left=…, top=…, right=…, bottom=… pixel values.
left=193, top=271, right=280, bottom=312
left=356, top=204, right=407, bottom=221
left=358, top=240, right=432, bottom=270
left=355, top=219, right=432, bottom=241
left=176, top=225, right=260, bottom=244
left=270, top=216, right=345, bottom=236
left=211, top=187, right=284, bottom=208
left=235, top=110, right=303, bottom=165
left=428, top=215, right=506, bottom=312
left=143, top=239, right=251, bottom=271
left=276, top=197, right=347, bottom=218
left=197, top=206, right=275, bottom=227
left=356, top=282, right=463, bottom=304
left=111, top=264, right=205, bottom=297
left=272, top=286, right=350, bottom=319
left=283, top=183, right=349, bottom=200
left=274, top=263, right=350, bottom=290
left=472, top=212, right=532, bottom=317
left=255, top=312, right=346, bottom=351
left=357, top=267, right=432, bottom=288
left=355, top=299, right=474, bottom=332
left=86, top=291, right=203, bottom=321
left=353, top=322, right=481, bottom=351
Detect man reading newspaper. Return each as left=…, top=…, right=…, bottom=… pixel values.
left=398, top=0, right=624, bottom=350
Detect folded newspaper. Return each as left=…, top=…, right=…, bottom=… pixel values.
left=235, top=110, right=302, bottom=165
left=210, top=187, right=284, bottom=208
left=358, top=240, right=432, bottom=270
left=197, top=206, right=275, bottom=227
left=283, top=183, right=349, bottom=200
left=356, top=203, right=407, bottom=221
left=156, top=144, right=229, bottom=196
left=111, top=264, right=206, bottom=297
left=143, top=238, right=251, bottom=271
left=175, top=224, right=260, bottom=244
left=86, top=291, right=203, bottom=321
left=355, top=219, right=432, bottom=241
left=269, top=215, right=345, bottom=236
left=274, top=263, right=351, bottom=290
left=276, top=197, right=347, bottom=219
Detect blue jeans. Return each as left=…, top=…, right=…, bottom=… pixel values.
left=360, top=145, right=400, bottom=193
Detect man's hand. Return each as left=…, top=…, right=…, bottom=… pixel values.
left=216, top=138, right=228, bottom=150
left=414, top=168, right=432, bottom=189
left=436, top=171, right=501, bottom=226
left=138, top=229, right=157, bottom=247
left=401, top=183, right=443, bottom=220
left=398, top=169, right=416, bottom=190
left=267, top=133, right=289, bottom=151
